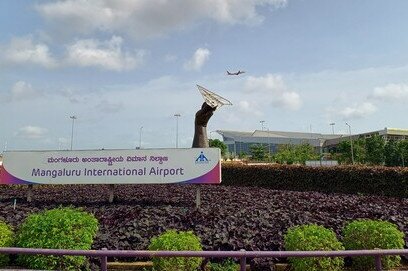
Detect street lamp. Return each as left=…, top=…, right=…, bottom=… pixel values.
left=69, top=115, right=77, bottom=150
left=330, top=122, right=335, bottom=135
left=345, top=122, right=355, bottom=165
left=139, top=126, right=143, bottom=149
left=174, top=113, right=181, bottom=148
left=260, top=120, right=266, bottom=131
left=318, top=138, right=324, bottom=166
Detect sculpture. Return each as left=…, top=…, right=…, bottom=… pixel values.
left=192, top=85, right=232, bottom=148
left=192, top=102, right=216, bottom=148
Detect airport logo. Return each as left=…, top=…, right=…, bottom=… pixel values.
left=195, top=151, right=209, bottom=164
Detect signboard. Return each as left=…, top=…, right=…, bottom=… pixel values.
left=305, top=160, right=338, bottom=167
left=0, top=148, right=221, bottom=185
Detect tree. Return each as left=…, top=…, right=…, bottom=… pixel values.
left=384, top=140, right=400, bottom=166
left=238, top=152, right=248, bottom=160
left=335, top=140, right=353, bottom=164
left=274, top=144, right=295, bottom=164
left=365, top=134, right=385, bottom=165
left=209, top=139, right=227, bottom=157
left=294, top=143, right=319, bottom=164
left=249, top=144, right=267, bottom=161
left=274, top=143, right=318, bottom=165
left=354, top=138, right=367, bottom=164
left=337, top=138, right=366, bottom=164
left=397, top=140, right=408, bottom=167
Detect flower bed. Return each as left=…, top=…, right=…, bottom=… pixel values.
left=0, top=184, right=407, bottom=270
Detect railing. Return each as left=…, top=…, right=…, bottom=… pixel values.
left=1, top=247, right=408, bottom=271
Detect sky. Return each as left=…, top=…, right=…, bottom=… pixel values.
left=1, top=0, right=408, bottom=151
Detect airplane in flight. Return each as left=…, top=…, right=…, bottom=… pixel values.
left=226, top=70, right=246, bottom=75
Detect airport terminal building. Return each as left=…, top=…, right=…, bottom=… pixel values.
left=217, top=128, right=408, bottom=156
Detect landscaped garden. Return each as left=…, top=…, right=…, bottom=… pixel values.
left=0, top=164, right=407, bottom=270
left=0, top=164, right=408, bottom=270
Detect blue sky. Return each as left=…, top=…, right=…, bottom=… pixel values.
left=1, top=0, right=408, bottom=150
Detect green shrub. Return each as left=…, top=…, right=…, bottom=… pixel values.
left=284, top=224, right=344, bottom=271
left=207, top=258, right=239, bottom=271
left=16, top=207, right=98, bottom=270
left=148, top=230, right=202, bottom=271
left=343, top=219, right=405, bottom=270
left=0, top=220, right=13, bottom=267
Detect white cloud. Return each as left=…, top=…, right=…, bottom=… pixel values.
left=164, top=54, right=178, bottom=63
left=1, top=37, right=56, bottom=68
left=36, top=0, right=287, bottom=40
left=208, top=0, right=287, bottom=24
left=11, top=81, right=41, bottom=101
left=1, top=35, right=146, bottom=71
left=245, top=73, right=286, bottom=91
left=65, top=36, right=145, bottom=71
left=184, top=48, right=211, bottom=71
left=15, top=126, right=48, bottom=139
left=244, top=74, right=302, bottom=110
left=339, top=102, right=377, bottom=120
left=328, top=81, right=408, bottom=121
left=96, top=100, right=123, bottom=113
left=0, top=81, right=42, bottom=103
left=372, top=83, right=408, bottom=101
left=276, top=91, right=301, bottom=110
left=237, top=100, right=263, bottom=116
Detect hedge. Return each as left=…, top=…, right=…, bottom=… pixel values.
left=221, top=163, right=408, bottom=197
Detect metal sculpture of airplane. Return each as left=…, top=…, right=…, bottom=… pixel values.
left=226, top=70, right=245, bottom=75
left=197, top=85, right=232, bottom=109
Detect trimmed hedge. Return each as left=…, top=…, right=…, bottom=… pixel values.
left=221, top=163, right=408, bottom=197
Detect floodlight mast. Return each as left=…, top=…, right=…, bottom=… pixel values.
left=174, top=114, right=181, bottom=148
left=330, top=122, right=335, bottom=134
left=345, top=122, right=355, bottom=165
left=70, top=115, right=77, bottom=150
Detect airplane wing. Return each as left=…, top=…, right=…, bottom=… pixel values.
left=197, top=85, right=232, bottom=109
left=226, top=70, right=245, bottom=75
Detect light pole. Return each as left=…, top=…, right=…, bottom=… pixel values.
left=69, top=115, right=77, bottom=150
left=174, top=113, right=181, bottom=148
left=139, top=126, right=143, bottom=149
left=330, top=122, right=335, bottom=135
left=318, top=138, right=324, bottom=166
left=345, top=122, right=354, bottom=165
left=260, top=120, right=266, bottom=131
